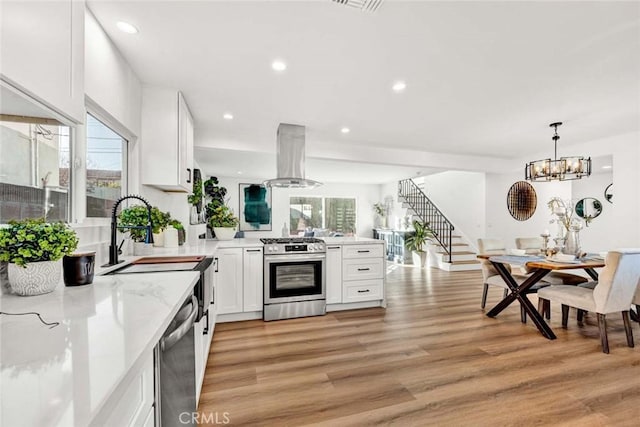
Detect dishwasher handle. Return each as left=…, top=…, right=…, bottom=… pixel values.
left=161, top=295, right=198, bottom=352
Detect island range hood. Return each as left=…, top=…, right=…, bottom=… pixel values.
left=263, top=123, right=322, bottom=189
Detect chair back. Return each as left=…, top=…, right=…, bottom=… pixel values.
left=515, top=237, right=543, bottom=255
left=593, top=249, right=640, bottom=313
left=477, top=238, right=509, bottom=281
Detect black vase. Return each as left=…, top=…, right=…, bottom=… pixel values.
left=63, top=252, right=96, bottom=286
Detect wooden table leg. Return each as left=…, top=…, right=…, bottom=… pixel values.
left=486, top=264, right=556, bottom=340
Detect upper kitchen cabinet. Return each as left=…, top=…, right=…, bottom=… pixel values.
left=141, top=87, right=194, bottom=192
left=0, top=0, right=84, bottom=123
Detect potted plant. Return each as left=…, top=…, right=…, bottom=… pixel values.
left=207, top=204, right=239, bottom=240
left=150, top=207, right=171, bottom=247
left=404, top=220, right=433, bottom=268
left=373, top=202, right=387, bottom=228
left=0, top=218, right=78, bottom=296
left=187, top=177, right=204, bottom=224
left=118, top=205, right=154, bottom=255
left=170, top=219, right=186, bottom=246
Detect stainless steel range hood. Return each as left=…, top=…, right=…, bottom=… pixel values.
left=263, top=123, right=322, bottom=188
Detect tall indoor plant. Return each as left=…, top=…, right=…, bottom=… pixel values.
left=0, top=218, right=78, bottom=295
left=404, top=220, right=433, bottom=268
left=204, top=176, right=238, bottom=240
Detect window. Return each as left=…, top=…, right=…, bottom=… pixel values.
left=86, top=113, right=127, bottom=217
left=0, top=118, right=71, bottom=222
left=289, top=196, right=356, bottom=236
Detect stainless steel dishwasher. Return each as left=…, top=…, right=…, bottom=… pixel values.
left=155, top=293, right=198, bottom=426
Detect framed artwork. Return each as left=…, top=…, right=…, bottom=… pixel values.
left=239, top=183, right=272, bottom=231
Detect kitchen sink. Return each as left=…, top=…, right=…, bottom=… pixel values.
left=105, top=256, right=205, bottom=275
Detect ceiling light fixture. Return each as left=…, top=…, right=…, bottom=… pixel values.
left=525, top=122, right=591, bottom=182
left=341, top=127, right=350, bottom=134
left=116, top=21, right=139, bottom=34
left=271, top=60, right=287, bottom=72
left=392, top=81, right=406, bottom=93
left=223, top=113, right=233, bottom=120
left=602, top=165, right=612, bottom=169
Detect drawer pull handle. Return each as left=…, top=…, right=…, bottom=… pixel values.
left=246, top=249, right=262, bottom=252
left=328, top=246, right=341, bottom=249
left=357, top=250, right=370, bottom=253
left=357, top=268, right=370, bottom=271
left=357, top=289, right=370, bottom=293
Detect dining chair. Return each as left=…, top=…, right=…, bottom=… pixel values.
left=537, top=249, right=640, bottom=353
left=515, top=237, right=588, bottom=286
left=477, top=238, right=545, bottom=323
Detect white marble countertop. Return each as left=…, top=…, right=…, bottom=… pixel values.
left=320, top=236, right=382, bottom=245
left=0, top=271, right=199, bottom=426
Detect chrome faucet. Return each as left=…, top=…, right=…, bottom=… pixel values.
left=105, top=195, right=154, bottom=267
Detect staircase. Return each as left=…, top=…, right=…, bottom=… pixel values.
left=398, top=179, right=480, bottom=271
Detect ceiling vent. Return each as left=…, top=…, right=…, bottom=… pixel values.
left=331, top=0, right=384, bottom=13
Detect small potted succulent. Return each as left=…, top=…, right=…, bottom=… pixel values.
left=0, top=218, right=78, bottom=296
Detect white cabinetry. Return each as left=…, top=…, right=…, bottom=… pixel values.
left=141, top=88, right=194, bottom=191
left=342, top=244, right=385, bottom=303
left=326, top=245, right=343, bottom=304
left=0, top=0, right=84, bottom=122
left=243, top=248, right=264, bottom=312
left=215, top=248, right=243, bottom=314
left=215, top=246, right=264, bottom=320
left=100, top=352, right=155, bottom=427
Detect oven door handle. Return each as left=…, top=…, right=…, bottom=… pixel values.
left=264, top=253, right=326, bottom=262
left=161, top=295, right=198, bottom=352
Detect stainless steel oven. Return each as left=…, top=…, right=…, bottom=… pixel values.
left=261, top=238, right=326, bottom=321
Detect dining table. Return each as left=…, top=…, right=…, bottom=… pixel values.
left=477, top=254, right=605, bottom=340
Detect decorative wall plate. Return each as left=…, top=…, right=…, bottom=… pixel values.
left=507, top=181, right=537, bottom=221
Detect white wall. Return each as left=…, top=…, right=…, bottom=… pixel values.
left=571, top=171, right=613, bottom=252
left=210, top=176, right=382, bottom=239
left=485, top=173, right=572, bottom=250
left=418, top=171, right=486, bottom=249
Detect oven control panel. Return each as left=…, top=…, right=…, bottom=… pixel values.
left=264, top=243, right=325, bottom=254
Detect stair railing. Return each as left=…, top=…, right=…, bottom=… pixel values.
left=398, top=179, right=454, bottom=263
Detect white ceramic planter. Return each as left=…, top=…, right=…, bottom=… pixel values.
left=153, top=231, right=164, bottom=247
left=213, top=227, right=236, bottom=240
left=8, top=260, right=62, bottom=296
left=133, top=242, right=153, bottom=256
left=411, top=251, right=428, bottom=269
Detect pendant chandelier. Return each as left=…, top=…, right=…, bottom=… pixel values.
left=525, top=122, right=591, bottom=182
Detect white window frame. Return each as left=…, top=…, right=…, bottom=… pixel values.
left=289, top=195, right=357, bottom=234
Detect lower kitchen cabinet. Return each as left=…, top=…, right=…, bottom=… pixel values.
left=326, top=244, right=343, bottom=304
left=215, top=248, right=243, bottom=314
left=215, top=246, right=264, bottom=318
left=101, top=352, right=154, bottom=427
left=340, top=243, right=385, bottom=303
left=243, top=248, right=264, bottom=312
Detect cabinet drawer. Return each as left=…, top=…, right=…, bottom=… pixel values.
left=343, top=280, right=383, bottom=302
left=343, top=244, right=384, bottom=259
left=343, top=258, right=384, bottom=281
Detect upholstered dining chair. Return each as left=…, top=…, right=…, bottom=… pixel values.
left=537, top=249, right=640, bottom=353
left=515, top=237, right=588, bottom=286
left=477, top=238, right=545, bottom=322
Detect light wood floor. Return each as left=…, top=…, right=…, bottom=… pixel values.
left=198, top=264, right=640, bottom=426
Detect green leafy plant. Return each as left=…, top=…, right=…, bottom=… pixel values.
left=187, top=177, right=203, bottom=208
left=118, top=205, right=152, bottom=242
left=207, top=204, right=239, bottom=228
left=203, top=176, right=226, bottom=208
left=373, top=202, right=386, bottom=217
left=150, top=207, right=171, bottom=234
left=0, top=218, right=78, bottom=267
left=170, top=219, right=184, bottom=230
left=404, top=220, right=433, bottom=253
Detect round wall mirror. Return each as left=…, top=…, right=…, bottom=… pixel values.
left=506, top=181, right=537, bottom=221
left=604, top=183, right=613, bottom=204
left=575, top=198, right=603, bottom=225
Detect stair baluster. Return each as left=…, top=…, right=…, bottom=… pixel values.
left=398, top=179, right=454, bottom=263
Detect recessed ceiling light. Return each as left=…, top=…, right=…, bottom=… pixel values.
left=392, top=81, right=407, bottom=93
left=341, top=127, right=350, bottom=134
left=602, top=165, right=612, bottom=169
left=272, top=60, right=287, bottom=72
left=116, top=21, right=138, bottom=34
left=237, top=171, right=243, bottom=175
left=223, top=113, right=233, bottom=120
